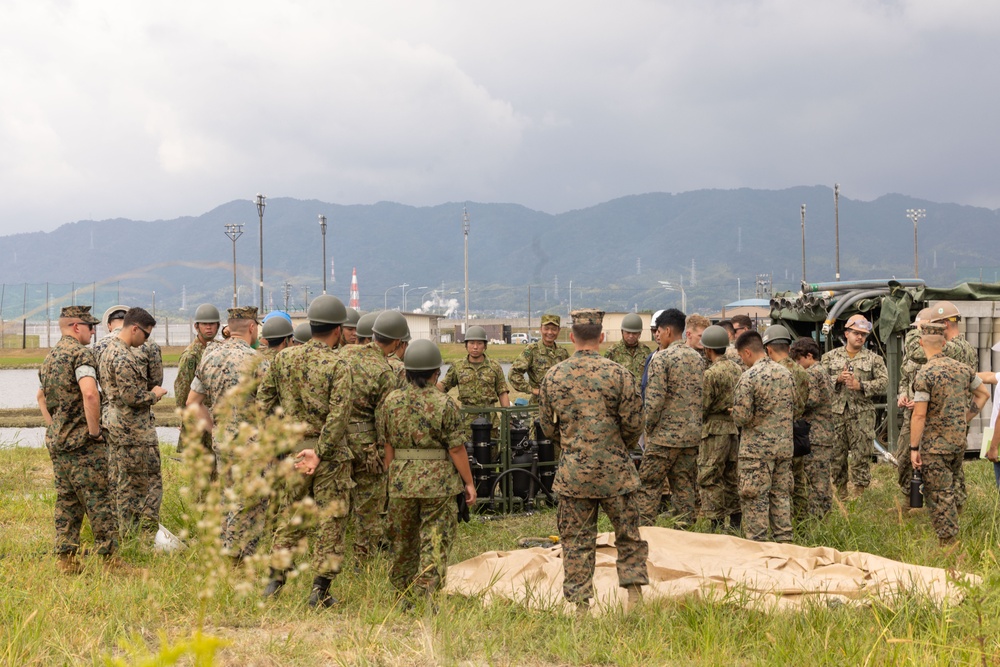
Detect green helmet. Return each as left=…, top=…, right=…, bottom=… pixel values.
left=356, top=312, right=377, bottom=338
left=307, top=295, right=347, bottom=325
left=261, top=316, right=294, bottom=340
left=372, top=311, right=407, bottom=340
left=344, top=307, right=361, bottom=328
left=621, top=313, right=644, bottom=333
left=465, top=325, right=488, bottom=342
left=194, top=303, right=221, bottom=324
left=404, top=339, right=442, bottom=371
left=761, top=324, right=791, bottom=345
left=701, top=325, right=730, bottom=350
left=402, top=326, right=411, bottom=343
left=293, top=322, right=312, bottom=344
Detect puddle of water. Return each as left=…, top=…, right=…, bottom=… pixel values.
left=0, top=427, right=179, bottom=449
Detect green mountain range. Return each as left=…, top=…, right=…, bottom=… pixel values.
left=2, top=186, right=998, bottom=319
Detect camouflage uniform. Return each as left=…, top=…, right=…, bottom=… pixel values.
left=802, top=363, right=835, bottom=518
left=698, top=356, right=741, bottom=521
left=174, top=338, right=213, bottom=453
left=378, top=383, right=465, bottom=597
left=538, top=349, right=648, bottom=604
left=895, top=329, right=926, bottom=493
left=387, top=355, right=406, bottom=382
left=912, top=354, right=982, bottom=541
left=604, top=340, right=653, bottom=383
left=821, top=346, right=888, bottom=494
left=637, top=340, right=704, bottom=526
left=509, top=340, right=569, bottom=403
left=96, top=328, right=162, bottom=390
left=732, top=357, right=794, bottom=543
left=338, top=343, right=400, bottom=559
left=39, top=334, right=117, bottom=556
left=191, top=337, right=264, bottom=557
left=943, top=334, right=977, bottom=508
left=99, top=336, right=163, bottom=535
left=257, top=340, right=353, bottom=578
left=439, top=354, right=510, bottom=433
left=776, top=356, right=810, bottom=518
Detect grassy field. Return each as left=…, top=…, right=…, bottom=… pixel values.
left=2, top=436, right=1000, bottom=666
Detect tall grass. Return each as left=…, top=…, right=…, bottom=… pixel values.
left=2, top=435, right=1000, bottom=665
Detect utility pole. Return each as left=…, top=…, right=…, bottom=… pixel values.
left=834, top=183, right=841, bottom=281
left=463, top=206, right=470, bottom=330
left=255, top=193, right=266, bottom=313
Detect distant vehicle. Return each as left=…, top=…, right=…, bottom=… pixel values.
left=510, top=333, right=529, bottom=344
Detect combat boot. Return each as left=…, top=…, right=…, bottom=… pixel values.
left=625, top=584, right=643, bottom=608
left=56, top=553, right=83, bottom=575
left=728, top=512, right=742, bottom=534
left=307, top=575, right=337, bottom=608
left=263, top=568, right=288, bottom=599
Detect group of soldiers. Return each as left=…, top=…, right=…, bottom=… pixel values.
left=37, top=294, right=991, bottom=611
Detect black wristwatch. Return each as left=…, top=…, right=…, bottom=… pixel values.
left=909, top=446, right=919, bottom=451
left=88, top=431, right=104, bottom=441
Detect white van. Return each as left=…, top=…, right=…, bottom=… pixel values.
left=510, top=333, right=529, bottom=344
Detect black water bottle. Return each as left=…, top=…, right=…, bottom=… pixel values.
left=909, top=469, right=924, bottom=509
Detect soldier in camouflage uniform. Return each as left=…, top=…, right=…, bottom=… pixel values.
left=378, top=340, right=476, bottom=601
left=509, top=314, right=569, bottom=403
left=698, top=326, right=741, bottom=531
left=187, top=307, right=265, bottom=559
left=637, top=309, right=704, bottom=527
left=342, top=307, right=361, bottom=346
left=732, top=331, right=794, bottom=543
left=790, top=337, right=835, bottom=518
left=98, top=308, right=168, bottom=536
left=337, top=310, right=407, bottom=562
left=603, top=313, right=652, bottom=382
left=725, top=315, right=753, bottom=368
left=174, top=304, right=220, bottom=454
left=438, top=325, right=510, bottom=434
left=895, top=309, right=932, bottom=497
left=538, top=309, right=647, bottom=610
left=37, top=306, right=118, bottom=572
left=387, top=325, right=409, bottom=381
left=95, top=304, right=163, bottom=393
left=821, top=314, right=888, bottom=499
left=909, top=322, right=988, bottom=545
left=257, top=295, right=353, bottom=607
left=763, top=325, right=810, bottom=519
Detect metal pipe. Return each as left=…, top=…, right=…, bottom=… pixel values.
left=803, top=279, right=924, bottom=294
left=822, top=288, right=890, bottom=334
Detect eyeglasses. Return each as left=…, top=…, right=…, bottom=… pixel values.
left=135, top=325, right=152, bottom=342
left=71, top=321, right=96, bottom=331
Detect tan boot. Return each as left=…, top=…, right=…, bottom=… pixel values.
left=626, top=584, right=643, bottom=608
left=56, top=554, right=83, bottom=575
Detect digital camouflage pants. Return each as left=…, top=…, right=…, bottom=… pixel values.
left=110, top=444, right=162, bottom=536
left=557, top=493, right=649, bottom=603
left=697, top=434, right=739, bottom=520
left=803, top=444, right=833, bottom=519
left=921, top=450, right=963, bottom=541
left=831, top=410, right=875, bottom=494
left=896, top=410, right=967, bottom=510
left=637, top=445, right=698, bottom=526
left=738, top=456, right=793, bottom=543
left=389, top=494, right=456, bottom=597
left=270, top=458, right=354, bottom=578
left=217, top=450, right=269, bottom=559
left=49, top=440, right=118, bottom=555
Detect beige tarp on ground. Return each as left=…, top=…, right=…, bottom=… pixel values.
left=444, top=527, right=979, bottom=614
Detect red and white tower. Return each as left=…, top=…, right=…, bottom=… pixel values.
left=349, top=268, right=360, bottom=309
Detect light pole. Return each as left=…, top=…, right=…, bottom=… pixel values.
left=385, top=283, right=406, bottom=310
left=255, top=193, right=266, bottom=312
left=403, top=285, right=427, bottom=312
left=834, top=183, right=841, bottom=281
left=318, top=214, right=328, bottom=294
left=224, top=223, right=244, bottom=307
left=659, top=279, right=686, bottom=312
left=800, top=204, right=806, bottom=284
left=463, top=207, right=470, bottom=329
left=906, top=208, right=926, bottom=278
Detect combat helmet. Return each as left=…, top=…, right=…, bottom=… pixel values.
left=404, top=339, right=443, bottom=371
left=621, top=313, right=644, bottom=333
left=701, top=324, right=730, bottom=350
left=911, top=307, right=933, bottom=328
left=104, top=304, right=129, bottom=327
left=344, top=307, right=361, bottom=329
left=465, top=326, right=488, bottom=342
left=356, top=312, right=377, bottom=339
left=261, top=316, right=294, bottom=340
left=928, top=301, right=961, bottom=323
left=194, top=304, right=221, bottom=324
left=761, top=324, right=791, bottom=345
left=293, top=322, right=312, bottom=344
left=372, top=311, right=408, bottom=340
left=307, top=295, right=347, bottom=325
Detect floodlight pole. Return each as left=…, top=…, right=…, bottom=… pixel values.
left=906, top=208, right=926, bottom=278
left=224, top=223, right=244, bottom=308
left=255, top=193, right=266, bottom=312
left=318, top=214, right=328, bottom=294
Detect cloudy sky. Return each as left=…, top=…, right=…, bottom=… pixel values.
left=2, top=0, right=998, bottom=235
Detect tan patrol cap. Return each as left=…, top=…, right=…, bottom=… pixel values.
left=227, top=306, right=259, bottom=321
left=919, top=322, right=946, bottom=336
left=61, top=305, right=100, bottom=324
left=570, top=309, right=604, bottom=326
left=541, top=314, right=561, bottom=327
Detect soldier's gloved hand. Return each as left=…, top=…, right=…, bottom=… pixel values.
left=363, top=443, right=385, bottom=474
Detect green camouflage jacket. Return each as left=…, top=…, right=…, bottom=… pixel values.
left=39, top=335, right=98, bottom=453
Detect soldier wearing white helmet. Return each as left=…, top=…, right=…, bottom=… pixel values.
left=820, top=314, right=888, bottom=500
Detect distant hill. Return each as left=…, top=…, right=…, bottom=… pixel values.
left=1, top=187, right=998, bottom=319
